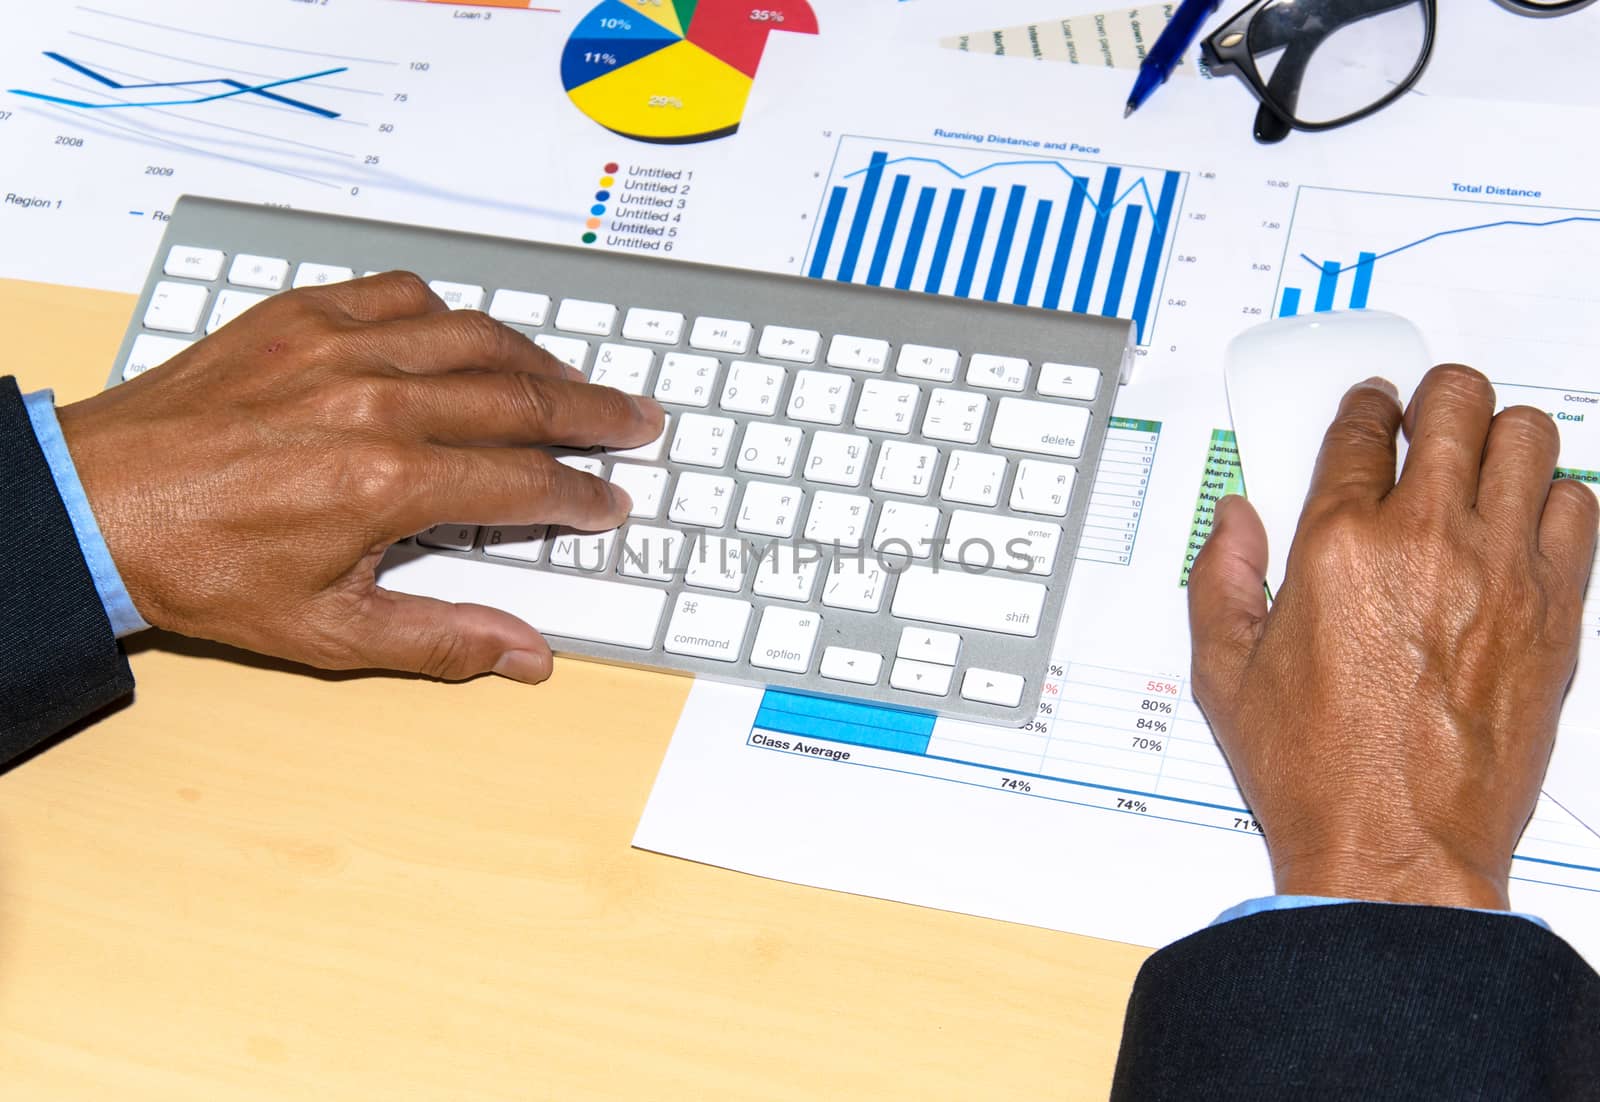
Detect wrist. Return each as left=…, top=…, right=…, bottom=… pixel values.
left=1269, top=832, right=1512, bottom=910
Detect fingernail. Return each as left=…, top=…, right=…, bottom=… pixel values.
left=634, top=395, right=665, bottom=421
left=493, top=650, right=551, bottom=685
left=610, top=483, right=634, bottom=515
left=1361, top=376, right=1400, bottom=400
left=564, top=364, right=586, bottom=383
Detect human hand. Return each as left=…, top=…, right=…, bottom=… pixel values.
left=1187, top=364, right=1597, bottom=909
left=57, top=272, right=664, bottom=686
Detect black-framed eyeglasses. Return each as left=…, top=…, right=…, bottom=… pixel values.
left=1202, top=0, right=1597, bottom=145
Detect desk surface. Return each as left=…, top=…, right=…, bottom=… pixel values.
left=0, top=277, right=1147, bottom=1101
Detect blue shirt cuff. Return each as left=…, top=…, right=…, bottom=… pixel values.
left=1214, top=894, right=1550, bottom=932
left=22, top=390, right=150, bottom=639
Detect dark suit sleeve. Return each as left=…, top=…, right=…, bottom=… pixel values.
left=1111, top=902, right=1600, bottom=1101
left=0, top=376, right=134, bottom=761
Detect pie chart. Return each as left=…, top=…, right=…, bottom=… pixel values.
left=561, top=0, right=819, bottom=144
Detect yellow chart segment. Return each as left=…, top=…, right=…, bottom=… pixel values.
left=567, top=40, right=753, bottom=143
left=617, top=0, right=684, bottom=36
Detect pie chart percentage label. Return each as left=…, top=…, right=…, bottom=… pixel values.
left=562, top=0, right=818, bottom=144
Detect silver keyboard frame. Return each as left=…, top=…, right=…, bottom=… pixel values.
left=110, top=196, right=1132, bottom=727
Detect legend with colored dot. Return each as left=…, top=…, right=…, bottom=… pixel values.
left=583, top=161, right=618, bottom=245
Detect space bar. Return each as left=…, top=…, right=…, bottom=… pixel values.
left=377, top=547, right=667, bottom=650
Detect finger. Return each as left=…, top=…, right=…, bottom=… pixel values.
left=1188, top=495, right=1270, bottom=699
left=365, top=309, right=583, bottom=381
left=406, top=372, right=665, bottom=450
left=1301, top=378, right=1403, bottom=519
left=413, top=448, right=633, bottom=533
left=357, top=589, right=554, bottom=684
left=1539, top=478, right=1600, bottom=594
left=311, top=270, right=447, bottom=322
left=1477, top=405, right=1561, bottom=534
left=1396, top=364, right=1496, bottom=508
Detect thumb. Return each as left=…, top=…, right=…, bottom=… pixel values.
left=355, top=590, right=554, bottom=684
left=1188, top=495, right=1270, bottom=695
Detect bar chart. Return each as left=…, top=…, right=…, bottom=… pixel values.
left=805, top=137, right=1185, bottom=345
left=1276, top=186, right=1600, bottom=323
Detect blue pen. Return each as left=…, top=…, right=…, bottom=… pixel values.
left=1124, top=0, right=1222, bottom=117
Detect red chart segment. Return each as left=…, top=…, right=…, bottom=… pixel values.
left=685, top=0, right=819, bottom=78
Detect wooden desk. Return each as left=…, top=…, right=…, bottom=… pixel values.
left=0, top=278, right=1147, bottom=1100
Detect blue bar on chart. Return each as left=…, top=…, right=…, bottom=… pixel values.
left=1314, top=260, right=1341, bottom=311
left=805, top=143, right=1186, bottom=345
left=1280, top=287, right=1302, bottom=317
left=1348, top=251, right=1377, bottom=309
left=753, top=690, right=936, bottom=756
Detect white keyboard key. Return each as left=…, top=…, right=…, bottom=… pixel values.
left=961, top=668, right=1026, bottom=708
left=758, top=325, right=821, bottom=364
left=608, top=414, right=671, bottom=463
left=803, top=431, right=870, bottom=487
left=820, top=646, right=883, bottom=685
left=428, top=280, right=484, bottom=310
left=623, top=307, right=685, bottom=345
left=720, top=361, right=786, bottom=416
left=890, top=658, right=953, bottom=697
left=670, top=413, right=736, bottom=468
left=556, top=455, right=605, bottom=477
left=943, top=510, right=1062, bottom=576
left=804, top=491, right=872, bottom=548
left=488, top=289, right=551, bottom=327
left=891, top=565, right=1047, bottom=638
left=227, top=254, right=288, bottom=290
left=991, top=397, right=1091, bottom=459
left=555, top=298, right=617, bottom=336
left=549, top=527, right=619, bottom=572
left=535, top=334, right=590, bottom=373
left=898, top=627, right=961, bottom=666
left=663, top=593, right=752, bottom=662
left=653, top=353, right=718, bottom=407
left=940, top=451, right=1008, bottom=507
left=736, top=422, right=803, bottom=478
left=827, top=335, right=890, bottom=373
left=967, top=354, right=1029, bottom=392
left=923, top=389, right=989, bottom=445
left=690, top=316, right=752, bottom=354
left=669, top=472, right=736, bottom=528
left=482, top=525, right=549, bottom=563
left=417, top=524, right=478, bottom=552
left=786, top=370, right=852, bottom=425
left=122, top=334, right=192, bottom=380
left=205, top=289, right=266, bottom=334
left=292, top=263, right=354, bottom=290
left=1038, top=362, right=1102, bottom=402
left=872, top=441, right=938, bottom=498
left=821, top=557, right=888, bottom=613
left=750, top=607, right=822, bottom=674
left=685, top=534, right=748, bottom=592
left=618, top=524, right=687, bottom=583
left=590, top=343, right=654, bottom=395
left=736, top=481, right=803, bottom=538
left=853, top=379, right=919, bottom=435
left=609, top=463, right=669, bottom=519
left=143, top=281, right=210, bottom=334
left=379, top=552, right=666, bottom=649
left=872, top=501, right=941, bottom=559
left=164, top=245, right=224, bottom=281
left=896, top=343, right=960, bottom=383
left=1010, top=460, right=1076, bottom=518
left=752, top=545, right=822, bottom=603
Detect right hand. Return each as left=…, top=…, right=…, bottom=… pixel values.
left=57, top=272, right=665, bottom=686
left=1187, top=365, right=1597, bottom=909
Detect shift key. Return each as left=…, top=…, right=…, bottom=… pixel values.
left=891, top=566, right=1047, bottom=638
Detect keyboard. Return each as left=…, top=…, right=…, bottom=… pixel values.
left=110, top=196, right=1131, bottom=726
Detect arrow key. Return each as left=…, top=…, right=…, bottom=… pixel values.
left=960, top=668, right=1026, bottom=709
left=890, top=658, right=953, bottom=697
left=897, top=627, right=961, bottom=666
left=820, top=646, right=883, bottom=686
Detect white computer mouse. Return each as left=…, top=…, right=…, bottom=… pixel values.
left=1223, top=310, right=1433, bottom=595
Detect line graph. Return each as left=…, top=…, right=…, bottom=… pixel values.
left=807, top=136, right=1184, bottom=345
left=1274, top=187, right=1600, bottom=374
left=10, top=52, right=347, bottom=116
